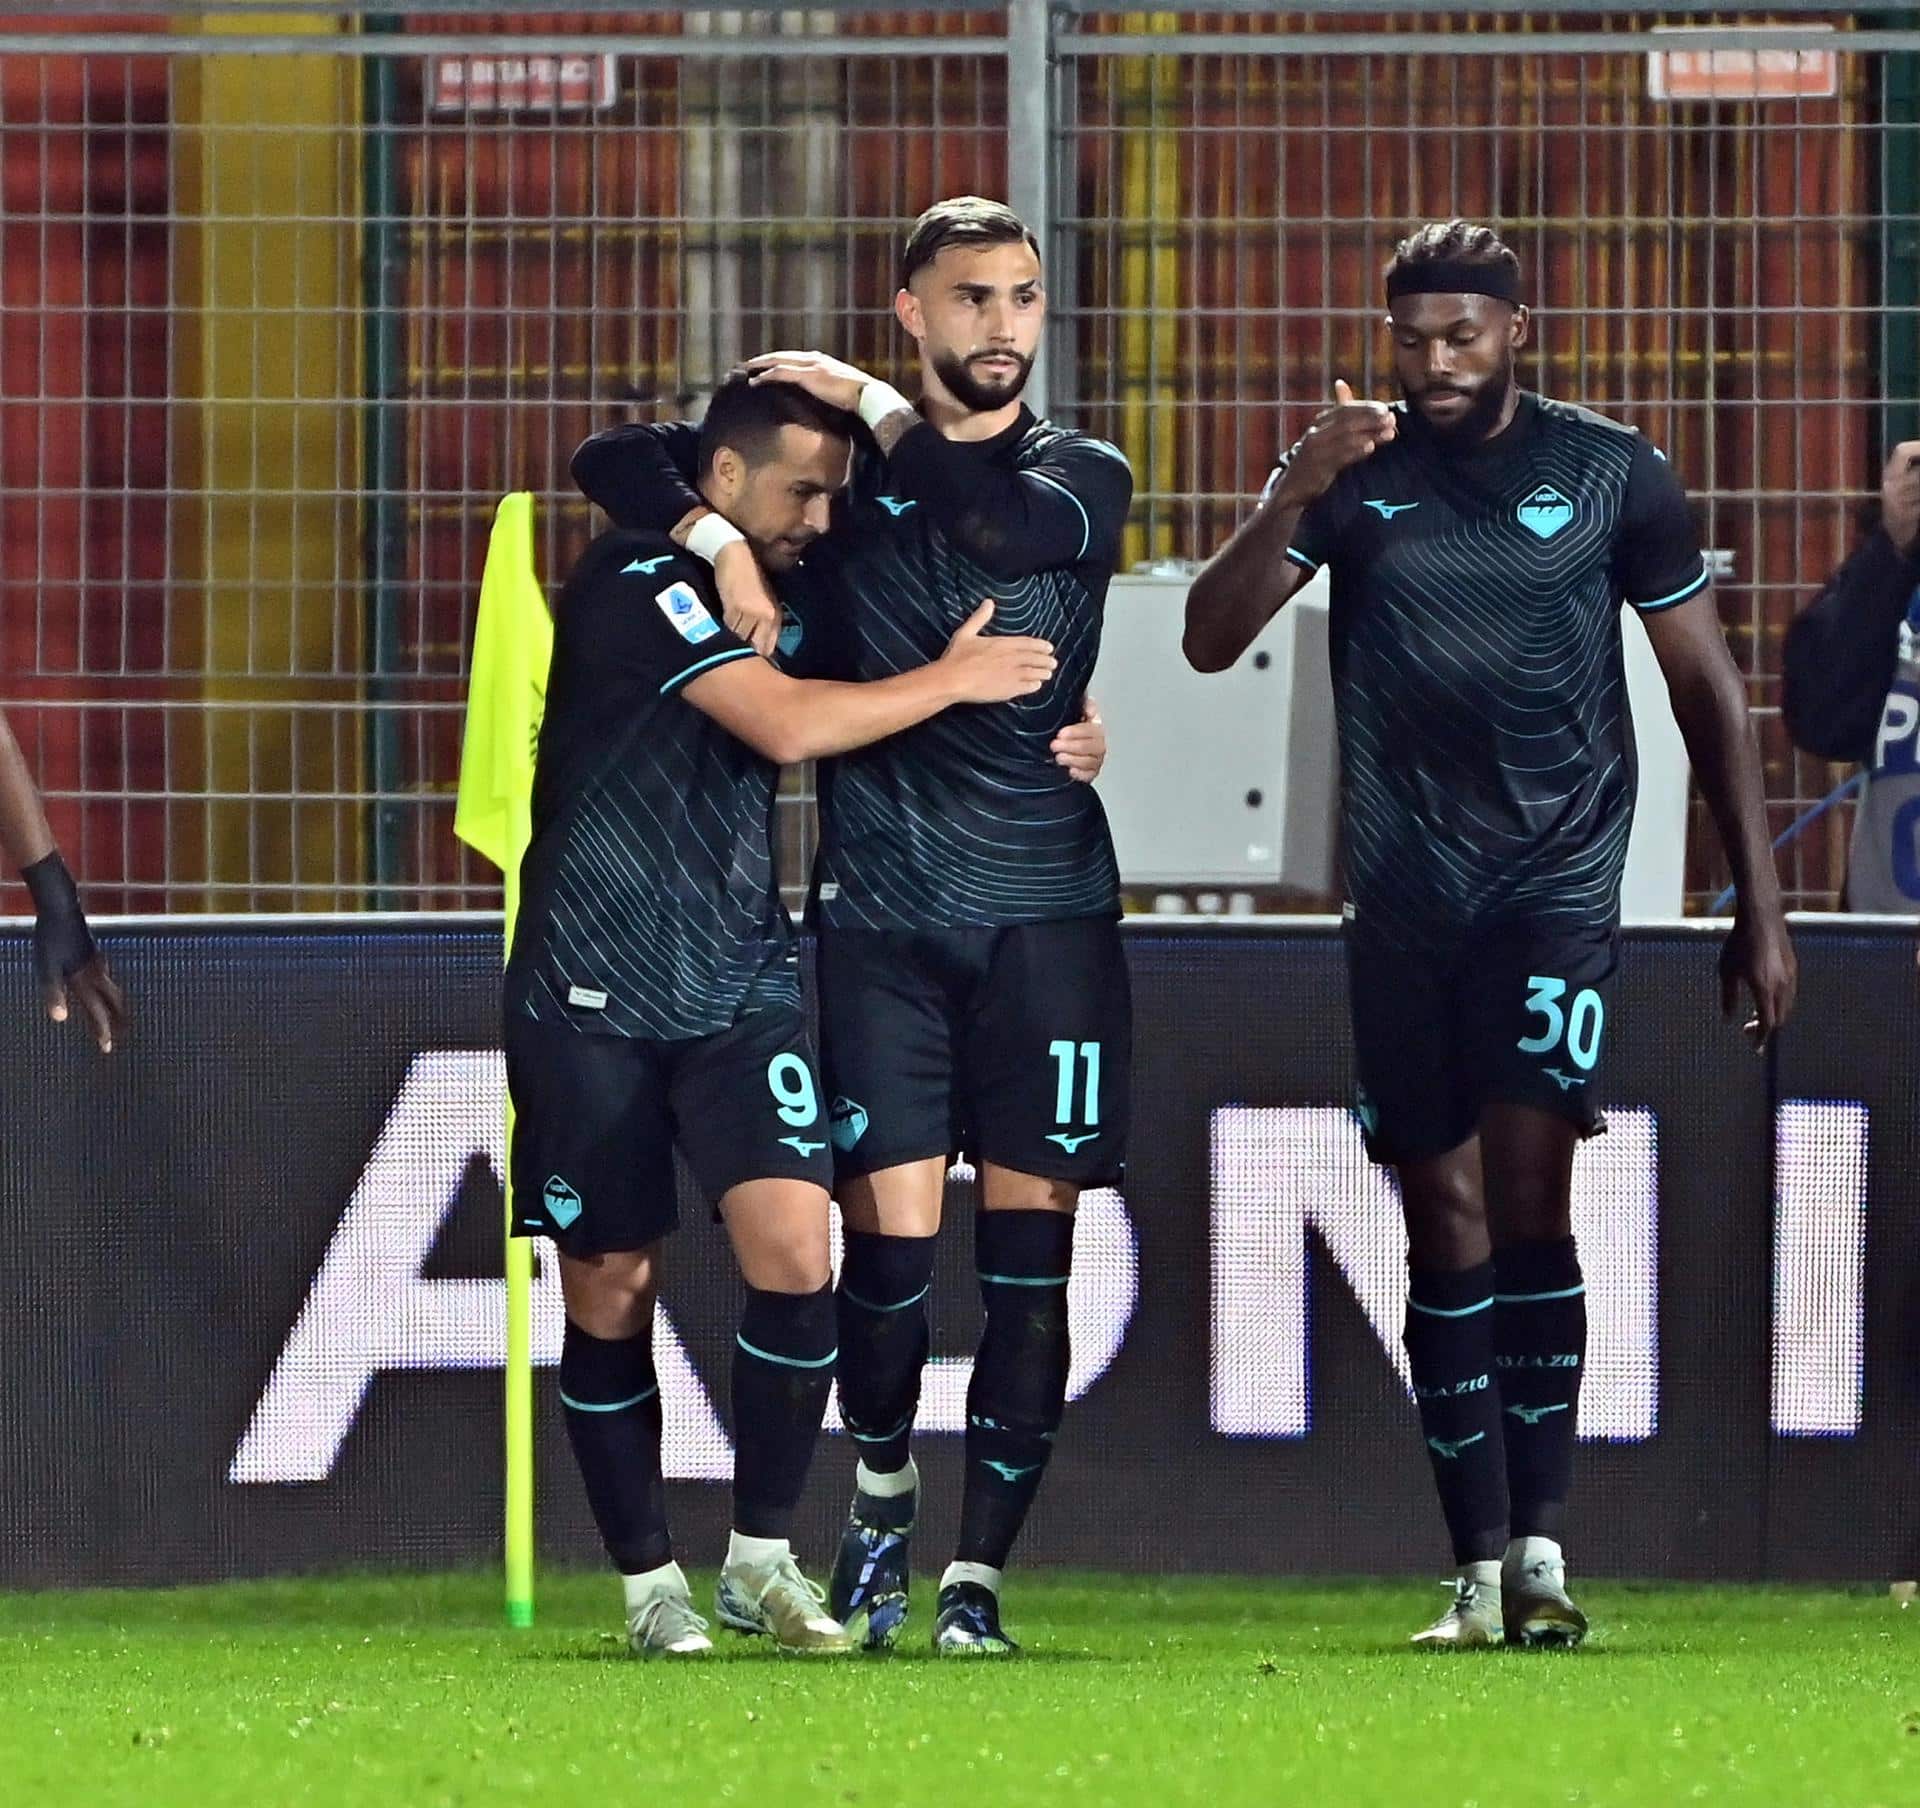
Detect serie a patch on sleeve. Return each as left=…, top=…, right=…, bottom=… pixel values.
left=654, top=580, right=721, bottom=645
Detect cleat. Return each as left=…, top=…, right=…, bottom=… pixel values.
left=1411, top=1574, right=1504, bottom=1649
left=715, top=1552, right=854, bottom=1656
left=1503, top=1547, right=1589, bottom=1649
left=933, top=1580, right=1019, bottom=1657
left=625, top=1565, right=713, bottom=1657
left=829, top=1488, right=916, bottom=1652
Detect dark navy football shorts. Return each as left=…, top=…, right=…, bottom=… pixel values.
left=815, top=916, right=1132, bottom=1188
left=506, top=1003, right=833, bottom=1257
left=1344, top=920, right=1618, bottom=1165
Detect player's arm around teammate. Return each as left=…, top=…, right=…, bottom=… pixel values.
left=513, top=374, right=1065, bottom=1657
left=571, top=415, right=785, bottom=657
left=570, top=386, right=1111, bottom=780
left=744, top=346, right=1133, bottom=584
left=684, top=599, right=1056, bottom=762
left=0, top=706, right=123, bottom=1051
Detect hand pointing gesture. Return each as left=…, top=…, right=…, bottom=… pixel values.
left=1268, top=379, right=1397, bottom=509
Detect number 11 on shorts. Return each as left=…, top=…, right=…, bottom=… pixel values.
left=1049, top=1039, right=1102, bottom=1128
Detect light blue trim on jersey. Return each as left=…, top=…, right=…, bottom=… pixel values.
left=1494, top=1284, right=1588, bottom=1303
left=977, top=1271, right=1071, bottom=1287
left=659, top=644, right=757, bottom=695
left=558, top=1384, right=660, bottom=1413
left=1028, top=469, right=1092, bottom=560
left=1631, top=567, right=1710, bottom=614
left=734, top=1334, right=839, bottom=1370
left=1408, top=1294, right=1493, bottom=1318
left=1285, top=546, right=1320, bottom=573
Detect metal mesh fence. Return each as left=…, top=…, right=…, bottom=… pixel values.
left=0, top=6, right=1907, bottom=912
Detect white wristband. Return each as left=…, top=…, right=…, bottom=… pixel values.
left=857, top=380, right=913, bottom=431
left=685, top=511, right=747, bottom=566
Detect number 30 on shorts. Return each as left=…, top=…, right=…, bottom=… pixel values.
left=1515, top=974, right=1605, bottom=1070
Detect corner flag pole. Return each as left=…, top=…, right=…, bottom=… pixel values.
left=453, top=493, right=551, bottom=1631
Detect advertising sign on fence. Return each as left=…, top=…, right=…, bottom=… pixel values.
left=1648, top=26, right=1840, bottom=103
left=429, top=52, right=619, bottom=114
left=0, top=921, right=1913, bottom=1588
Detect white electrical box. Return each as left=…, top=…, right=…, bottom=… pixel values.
left=1093, top=570, right=1337, bottom=890
left=1092, top=570, right=1692, bottom=918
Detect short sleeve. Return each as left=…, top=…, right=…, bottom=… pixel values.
left=1615, top=437, right=1710, bottom=613
left=1032, top=435, right=1134, bottom=569
left=585, top=540, right=758, bottom=696
left=1262, top=460, right=1359, bottom=574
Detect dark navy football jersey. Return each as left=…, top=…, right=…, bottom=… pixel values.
left=1271, top=392, right=1708, bottom=950
left=572, top=408, right=1133, bottom=931
left=506, top=529, right=802, bottom=1040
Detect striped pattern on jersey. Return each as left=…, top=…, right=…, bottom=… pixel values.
left=518, top=722, right=796, bottom=1040
left=801, top=422, right=1125, bottom=930
left=508, top=534, right=796, bottom=1041
left=1287, top=396, right=1706, bottom=950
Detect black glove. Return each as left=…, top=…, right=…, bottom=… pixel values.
left=22, top=849, right=96, bottom=987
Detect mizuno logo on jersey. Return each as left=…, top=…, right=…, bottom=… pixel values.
left=779, top=1136, right=827, bottom=1157
left=875, top=495, right=917, bottom=517
left=1543, top=1068, right=1588, bottom=1092
left=1363, top=499, right=1419, bottom=519
left=654, top=581, right=721, bottom=644
left=1046, top=1131, right=1100, bottom=1154
left=622, top=554, right=676, bottom=575
left=1517, top=484, right=1575, bottom=540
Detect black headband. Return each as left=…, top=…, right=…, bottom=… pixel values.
left=1386, top=259, right=1522, bottom=305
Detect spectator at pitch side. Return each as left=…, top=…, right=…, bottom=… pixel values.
left=1783, top=441, right=1920, bottom=910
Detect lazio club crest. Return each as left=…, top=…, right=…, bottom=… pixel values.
left=1516, top=484, right=1575, bottom=540
left=543, top=1174, right=583, bottom=1230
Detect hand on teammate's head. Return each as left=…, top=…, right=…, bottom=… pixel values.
left=1880, top=440, right=1920, bottom=556
left=746, top=350, right=876, bottom=416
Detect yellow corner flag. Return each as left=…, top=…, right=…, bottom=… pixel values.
left=453, top=491, right=551, bottom=1633
left=454, top=491, right=552, bottom=935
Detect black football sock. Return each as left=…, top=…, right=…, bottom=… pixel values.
left=954, top=1211, right=1075, bottom=1571
left=731, top=1285, right=837, bottom=1541
left=559, top=1318, right=670, bottom=1574
left=1404, top=1262, right=1510, bottom=1567
left=1494, top=1235, right=1587, bottom=1541
left=835, top=1230, right=938, bottom=1483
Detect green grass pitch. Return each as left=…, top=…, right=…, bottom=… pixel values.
left=2, top=1573, right=1914, bottom=1807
